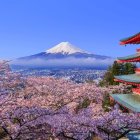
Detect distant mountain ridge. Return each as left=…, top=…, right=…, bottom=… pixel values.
left=11, top=42, right=114, bottom=70
left=19, top=52, right=111, bottom=60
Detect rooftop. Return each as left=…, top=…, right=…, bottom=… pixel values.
left=110, top=94, right=140, bottom=112
left=114, top=74, right=140, bottom=84
left=120, top=32, right=140, bottom=45
left=117, top=53, right=140, bottom=62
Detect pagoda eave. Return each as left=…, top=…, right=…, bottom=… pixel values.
left=114, top=78, right=140, bottom=86
left=117, top=58, right=140, bottom=63
left=114, top=74, right=140, bottom=84
left=120, top=41, right=140, bottom=45
left=120, top=32, right=140, bottom=45
left=110, top=94, right=140, bottom=113
left=117, top=53, right=140, bottom=63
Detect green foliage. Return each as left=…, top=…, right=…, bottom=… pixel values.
left=119, top=105, right=129, bottom=113
left=123, top=63, right=136, bottom=74
left=102, top=94, right=111, bottom=112
left=76, top=98, right=91, bottom=113
left=13, top=118, right=20, bottom=124
left=100, top=61, right=136, bottom=86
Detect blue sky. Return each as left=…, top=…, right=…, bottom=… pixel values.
left=0, top=0, right=140, bottom=59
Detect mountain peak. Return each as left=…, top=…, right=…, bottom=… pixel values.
left=46, top=42, right=89, bottom=54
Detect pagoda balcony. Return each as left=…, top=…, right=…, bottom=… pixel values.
left=110, top=93, right=140, bottom=113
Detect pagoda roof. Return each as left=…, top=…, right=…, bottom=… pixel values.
left=117, top=53, right=140, bottom=63
left=110, top=94, right=140, bottom=112
left=120, top=32, right=140, bottom=45
left=114, top=74, right=140, bottom=84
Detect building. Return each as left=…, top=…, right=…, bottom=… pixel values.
left=110, top=32, right=140, bottom=113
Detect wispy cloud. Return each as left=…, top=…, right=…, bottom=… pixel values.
left=10, top=57, right=114, bottom=68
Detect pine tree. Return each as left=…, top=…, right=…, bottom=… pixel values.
left=100, top=61, right=136, bottom=86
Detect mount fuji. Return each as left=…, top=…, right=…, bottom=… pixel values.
left=11, top=42, right=114, bottom=69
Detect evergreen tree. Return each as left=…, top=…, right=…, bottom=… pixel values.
left=100, top=61, right=136, bottom=86
left=112, top=61, right=121, bottom=75
left=123, top=63, right=136, bottom=74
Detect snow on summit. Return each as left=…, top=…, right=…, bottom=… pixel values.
left=46, top=42, right=89, bottom=54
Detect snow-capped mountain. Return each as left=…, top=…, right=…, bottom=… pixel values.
left=46, top=42, right=89, bottom=54
left=11, top=42, right=114, bottom=69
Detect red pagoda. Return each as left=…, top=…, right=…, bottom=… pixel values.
left=111, top=33, right=140, bottom=113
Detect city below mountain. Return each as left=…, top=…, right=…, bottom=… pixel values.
left=11, top=42, right=114, bottom=70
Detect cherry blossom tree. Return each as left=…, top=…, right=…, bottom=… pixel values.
left=0, top=61, right=139, bottom=140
